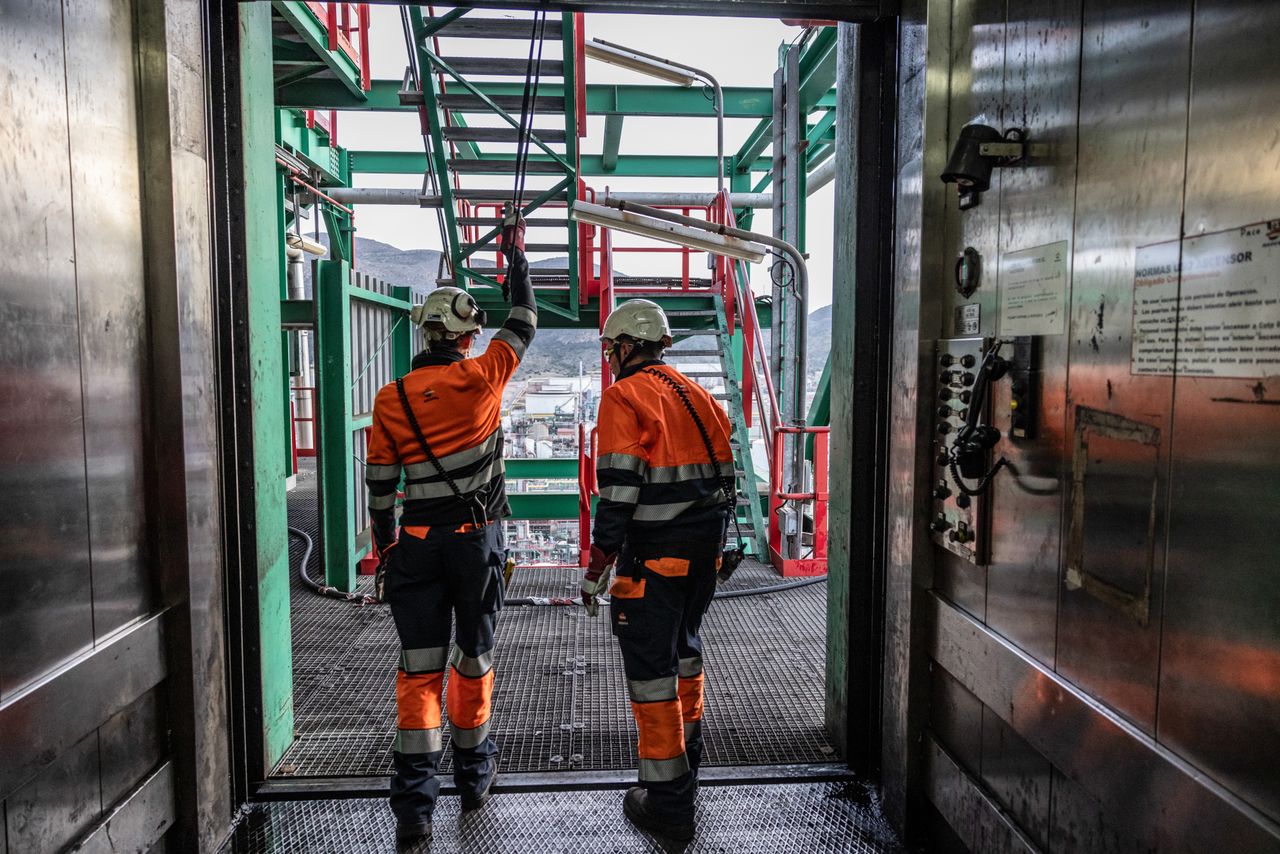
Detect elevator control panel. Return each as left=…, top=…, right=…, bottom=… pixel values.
left=932, top=337, right=992, bottom=564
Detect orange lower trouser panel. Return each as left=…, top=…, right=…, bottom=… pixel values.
left=631, top=699, right=686, bottom=760
left=446, top=667, right=494, bottom=729
left=678, top=674, right=704, bottom=723
left=397, top=671, right=444, bottom=730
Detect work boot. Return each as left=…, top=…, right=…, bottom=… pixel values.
left=623, top=787, right=695, bottom=843
left=460, top=768, right=498, bottom=811
left=394, top=819, right=431, bottom=851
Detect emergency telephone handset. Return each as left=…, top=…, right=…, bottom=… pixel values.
left=945, top=340, right=1010, bottom=498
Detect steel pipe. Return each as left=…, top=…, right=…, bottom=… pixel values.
left=325, top=187, right=443, bottom=207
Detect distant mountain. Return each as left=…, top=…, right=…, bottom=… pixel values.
left=311, top=236, right=832, bottom=379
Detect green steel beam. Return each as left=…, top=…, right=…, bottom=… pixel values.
left=314, top=258, right=357, bottom=592
left=242, top=2, right=294, bottom=770
left=560, top=13, right=581, bottom=317
left=347, top=285, right=412, bottom=311
left=272, top=38, right=322, bottom=65
left=733, top=116, right=774, bottom=175
left=276, top=108, right=346, bottom=186
left=271, top=1, right=366, bottom=99
left=349, top=150, right=772, bottom=177
left=504, top=459, right=579, bottom=480
left=602, top=114, right=624, bottom=172
left=277, top=79, right=777, bottom=118
left=507, top=492, right=582, bottom=520
left=798, top=27, right=839, bottom=110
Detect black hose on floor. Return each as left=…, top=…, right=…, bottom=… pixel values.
left=288, top=527, right=824, bottom=607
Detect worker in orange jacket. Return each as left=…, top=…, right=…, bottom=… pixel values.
left=365, top=217, right=534, bottom=848
left=582, top=298, right=734, bottom=842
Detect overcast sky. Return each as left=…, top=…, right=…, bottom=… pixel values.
left=336, top=8, right=836, bottom=309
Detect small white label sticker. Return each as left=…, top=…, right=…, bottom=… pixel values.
left=955, top=303, right=980, bottom=335
left=1000, top=241, right=1069, bottom=336
left=1132, top=219, right=1280, bottom=378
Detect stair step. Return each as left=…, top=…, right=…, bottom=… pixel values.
left=438, top=56, right=565, bottom=76
left=463, top=242, right=569, bottom=255
left=444, top=126, right=568, bottom=144
left=664, top=310, right=719, bottom=317
left=664, top=349, right=721, bottom=358
left=713, top=393, right=732, bottom=400
left=432, top=18, right=562, bottom=40
left=679, top=371, right=724, bottom=378
left=439, top=93, right=565, bottom=113
left=457, top=216, right=569, bottom=227
left=448, top=158, right=568, bottom=175
left=674, top=329, right=719, bottom=336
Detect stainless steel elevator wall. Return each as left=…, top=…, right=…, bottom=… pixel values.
left=0, top=0, right=226, bottom=850
left=882, top=0, right=1280, bottom=850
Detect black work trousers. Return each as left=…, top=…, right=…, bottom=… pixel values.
left=383, top=521, right=505, bottom=827
left=609, top=537, right=720, bottom=823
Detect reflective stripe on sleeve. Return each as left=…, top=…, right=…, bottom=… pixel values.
left=364, top=463, right=401, bottom=481
left=395, top=728, right=443, bottom=755
left=506, top=306, right=537, bottom=327
left=369, top=492, right=398, bottom=511
left=493, top=328, right=527, bottom=360
left=628, top=676, right=678, bottom=704
left=597, top=453, right=647, bottom=476
left=400, top=647, right=448, bottom=674
left=599, top=485, right=640, bottom=504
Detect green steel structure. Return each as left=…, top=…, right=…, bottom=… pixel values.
left=254, top=2, right=835, bottom=767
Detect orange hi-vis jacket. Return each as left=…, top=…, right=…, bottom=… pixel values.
left=364, top=300, right=536, bottom=550
left=591, top=359, right=734, bottom=556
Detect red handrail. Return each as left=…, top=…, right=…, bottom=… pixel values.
left=307, top=3, right=370, bottom=91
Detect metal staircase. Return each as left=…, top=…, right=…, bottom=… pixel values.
left=403, top=8, right=583, bottom=317
left=660, top=295, right=769, bottom=556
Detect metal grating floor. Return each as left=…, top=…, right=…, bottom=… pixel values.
left=224, top=782, right=904, bottom=854
left=279, top=460, right=835, bottom=778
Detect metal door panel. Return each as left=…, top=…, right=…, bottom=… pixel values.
left=980, top=706, right=1050, bottom=850
left=4, top=730, right=101, bottom=854
left=1048, top=767, right=1155, bottom=854
left=929, top=664, right=983, bottom=776
left=933, top=0, right=1007, bottom=610
left=0, top=0, right=94, bottom=696
left=1159, top=0, right=1280, bottom=822
left=63, top=0, right=153, bottom=639
left=1056, top=0, right=1191, bottom=734
left=98, top=689, right=166, bottom=811
left=984, top=0, right=1082, bottom=667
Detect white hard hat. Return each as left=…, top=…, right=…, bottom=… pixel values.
left=600, top=299, right=671, bottom=344
left=411, top=286, right=486, bottom=340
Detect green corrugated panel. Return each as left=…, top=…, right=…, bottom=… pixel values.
left=242, top=2, right=294, bottom=768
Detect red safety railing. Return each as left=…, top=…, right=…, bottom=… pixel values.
left=306, top=2, right=371, bottom=89
left=769, top=426, right=829, bottom=576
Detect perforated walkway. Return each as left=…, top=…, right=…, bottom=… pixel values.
left=225, top=781, right=905, bottom=854
left=278, top=461, right=834, bottom=778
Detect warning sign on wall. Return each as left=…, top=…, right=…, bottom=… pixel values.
left=1131, top=219, right=1280, bottom=378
